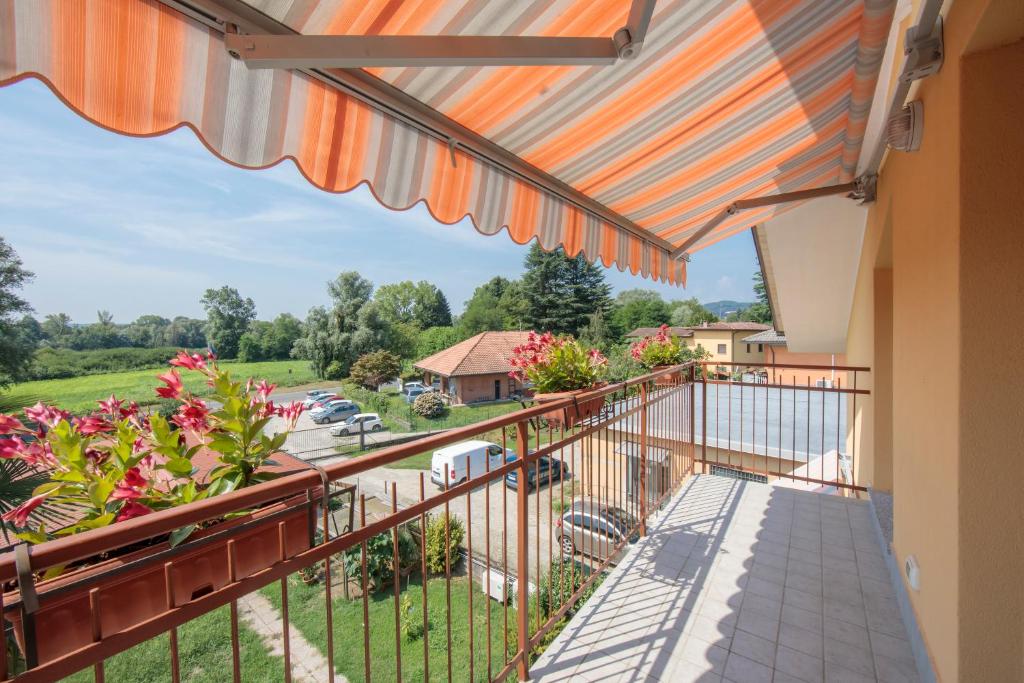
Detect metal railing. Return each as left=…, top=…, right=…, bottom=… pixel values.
left=0, top=361, right=867, bottom=681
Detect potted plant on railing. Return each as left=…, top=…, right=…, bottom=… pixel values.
left=0, top=351, right=308, bottom=666
left=509, top=332, right=608, bottom=428
left=628, top=324, right=706, bottom=386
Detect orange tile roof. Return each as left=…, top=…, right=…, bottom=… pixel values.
left=414, top=331, right=532, bottom=378
left=625, top=327, right=695, bottom=338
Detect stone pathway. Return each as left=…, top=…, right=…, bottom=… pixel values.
left=238, top=592, right=347, bottom=683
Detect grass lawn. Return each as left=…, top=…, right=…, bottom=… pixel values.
left=263, top=572, right=513, bottom=682
left=2, top=360, right=317, bottom=414
left=59, top=603, right=285, bottom=682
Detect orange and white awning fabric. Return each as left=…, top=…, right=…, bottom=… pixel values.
left=0, top=0, right=896, bottom=285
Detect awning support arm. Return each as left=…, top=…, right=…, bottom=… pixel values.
left=670, top=181, right=862, bottom=259
left=615, top=0, right=659, bottom=59
left=224, top=34, right=622, bottom=69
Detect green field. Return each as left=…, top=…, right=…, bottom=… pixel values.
left=1, top=360, right=321, bottom=415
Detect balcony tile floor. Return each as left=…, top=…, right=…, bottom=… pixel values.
left=529, top=475, right=919, bottom=682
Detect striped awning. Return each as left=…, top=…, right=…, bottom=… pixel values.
left=0, top=0, right=896, bottom=285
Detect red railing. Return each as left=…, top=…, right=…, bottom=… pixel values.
left=0, top=361, right=867, bottom=682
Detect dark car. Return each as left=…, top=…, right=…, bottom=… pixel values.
left=504, top=454, right=570, bottom=491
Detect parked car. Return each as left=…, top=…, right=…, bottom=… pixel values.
left=304, top=393, right=339, bottom=409
left=306, top=389, right=330, bottom=398
left=329, top=413, right=384, bottom=436
left=402, top=381, right=427, bottom=394
left=504, top=454, right=570, bottom=491
left=309, top=398, right=346, bottom=415
left=431, top=440, right=509, bottom=488
left=557, top=501, right=639, bottom=563
left=405, top=387, right=434, bottom=403
left=311, top=401, right=360, bottom=424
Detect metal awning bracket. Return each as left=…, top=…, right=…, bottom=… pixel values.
left=901, top=16, right=943, bottom=83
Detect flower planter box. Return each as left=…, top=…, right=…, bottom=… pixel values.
left=651, top=365, right=679, bottom=387
left=534, top=384, right=607, bottom=428
left=3, top=492, right=316, bottom=667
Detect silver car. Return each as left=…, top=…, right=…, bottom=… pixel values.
left=557, top=501, right=639, bottom=563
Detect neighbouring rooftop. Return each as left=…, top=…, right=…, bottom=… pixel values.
left=530, top=475, right=919, bottom=682
left=413, top=330, right=532, bottom=377
left=742, top=329, right=788, bottom=346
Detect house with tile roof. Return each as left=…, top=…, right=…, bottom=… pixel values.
left=413, top=331, right=532, bottom=405
left=742, top=329, right=846, bottom=386
left=626, top=321, right=771, bottom=372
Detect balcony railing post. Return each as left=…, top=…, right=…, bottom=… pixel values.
left=639, top=382, right=648, bottom=536
left=689, top=364, right=696, bottom=475
left=701, top=363, right=707, bottom=474
left=514, top=420, right=530, bottom=681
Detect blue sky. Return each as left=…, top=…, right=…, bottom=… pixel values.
left=0, top=79, right=759, bottom=323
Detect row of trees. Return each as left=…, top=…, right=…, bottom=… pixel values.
left=0, top=234, right=770, bottom=387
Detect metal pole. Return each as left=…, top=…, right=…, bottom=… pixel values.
left=514, top=420, right=530, bottom=681
left=639, top=383, right=648, bottom=536
left=701, top=364, right=708, bottom=474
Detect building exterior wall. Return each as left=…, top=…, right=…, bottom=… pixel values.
left=685, top=329, right=734, bottom=365
left=760, top=347, right=847, bottom=386
left=844, top=1, right=1023, bottom=679
left=731, top=331, right=764, bottom=365
left=451, top=373, right=521, bottom=404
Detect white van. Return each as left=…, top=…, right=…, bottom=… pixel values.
left=431, top=440, right=510, bottom=489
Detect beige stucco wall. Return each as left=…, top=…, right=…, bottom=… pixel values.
left=957, top=31, right=1024, bottom=683
left=844, top=0, right=1023, bottom=679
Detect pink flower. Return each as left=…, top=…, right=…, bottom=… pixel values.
left=275, top=401, right=304, bottom=428
left=24, top=402, right=70, bottom=429
left=97, top=395, right=124, bottom=417
left=155, top=369, right=184, bottom=399
left=172, top=398, right=210, bottom=433
left=2, top=493, right=50, bottom=527
left=0, top=437, right=25, bottom=459
left=255, top=379, right=276, bottom=399
left=115, top=501, right=152, bottom=522
left=169, top=351, right=207, bottom=371
left=76, top=415, right=113, bottom=436
left=0, top=414, right=26, bottom=434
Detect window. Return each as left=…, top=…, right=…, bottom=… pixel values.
left=746, top=343, right=751, bottom=353
left=758, top=344, right=764, bottom=352
left=717, top=343, right=727, bottom=354
left=487, top=446, right=503, bottom=457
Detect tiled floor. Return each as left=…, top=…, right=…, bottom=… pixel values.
left=529, top=475, right=919, bottom=682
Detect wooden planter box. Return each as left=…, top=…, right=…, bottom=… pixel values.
left=534, top=384, right=607, bottom=428
left=3, top=493, right=316, bottom=667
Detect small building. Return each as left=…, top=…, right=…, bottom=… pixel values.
left=741, top=329, right=846, bottom=386
left=625, top=321, right=771, bottom=373
left=413, top=331, right=531, bottom=405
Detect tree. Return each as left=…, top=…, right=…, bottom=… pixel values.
left=165, top=316, right=207, bottom=348
left=349, top=350, right=402, bottom=389
left=374, top=280, right=451, bottom=336
left=415, top=326, right=462, bottom=359
left=201, top=286, right=256, bottom=359
left=520, top=245, right=611, bottom=337
left=41, top=312, right=73, bottom=344
left=0, top=238, right=36, bottom=385
left=411, top=281, right=452, bottom=328
left=670, top=298, right=718, bottom=327
left=293, top=272, right=392, bottom=379
left=458, top=278, right=507, bottom=336
left=609, top=289, right=671, bottom=338
left=124, top=315, right=172, bottom=348
left=578, top=309, right=615, bottom=351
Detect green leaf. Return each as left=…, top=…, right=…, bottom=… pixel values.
left=31, top=481, right=62, bottom=497
left=15, top=528, right=49, bottom=544
left=169, top=524, right=198, bottom=548
left=87, top=479, right=115, bottom=508
left=165, top=457, right=195, bottom=477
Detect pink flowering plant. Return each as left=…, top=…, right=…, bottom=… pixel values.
left=0, top=351, right=304, bottom=549
left=628, top=324, right=709, bottom=369
left=508, top=332, right=608, bottom=393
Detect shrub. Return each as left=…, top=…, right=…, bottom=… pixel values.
left=341, top=526, right=419, bottom=592
left=29, top=346, right=204, bottom=380
left=349, top=350, right=401, bottom=390
left=412, top=391, right=445, bottom=418
left=536, top=557, right=601, bottom=620
left=324, top=360, right=346, bottom=380
left=423, top=513, right=464, bottom=574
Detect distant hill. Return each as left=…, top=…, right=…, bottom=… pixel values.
left=703, top=300, right=753, bottom=318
